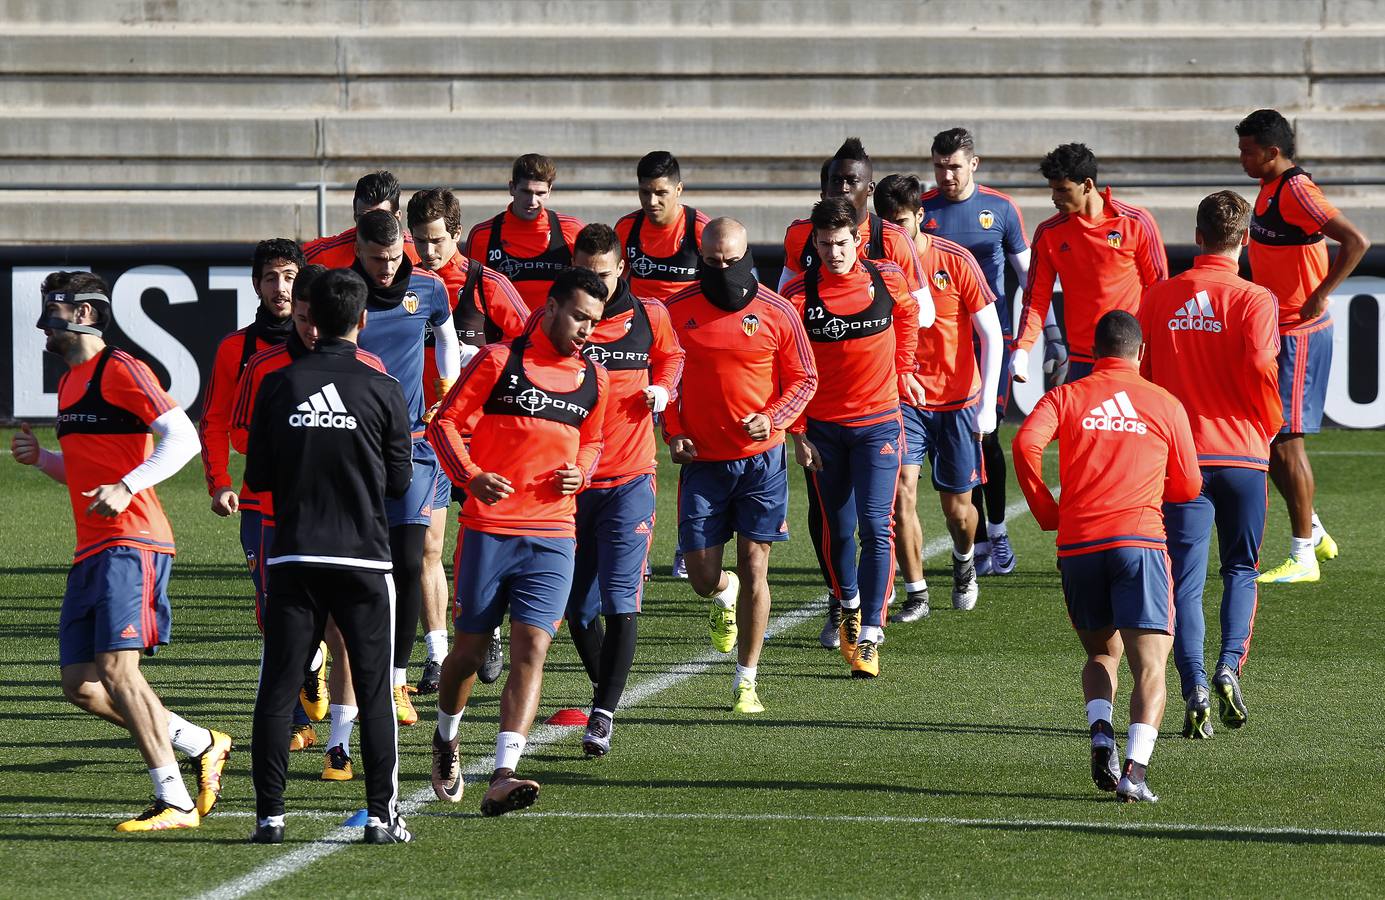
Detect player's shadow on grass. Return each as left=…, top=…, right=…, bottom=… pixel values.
left=963, top=819, right=1385, bottom=848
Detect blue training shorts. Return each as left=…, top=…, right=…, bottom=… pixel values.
left=386, top=436, right=439, bottom=527
left=567, top=474, right=657, bottom=627
left=901, top=403, right=983, bottom=493
left=60, top=545, right=173, bottom=666
left=678, top=444, right=789, bottom=550
left=452, top=529, right=575, bottom=637
left=1278, top=320, right=1333, bottom=435
left=1059, top=545, right=1174, bottom=634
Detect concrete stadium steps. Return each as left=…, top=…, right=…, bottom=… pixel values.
left=7, top=187, right=1385, bottom=251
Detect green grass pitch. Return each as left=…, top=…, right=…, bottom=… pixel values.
left=1, top=425, right=1382, bottom=897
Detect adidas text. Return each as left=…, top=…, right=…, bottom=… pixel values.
left=1167, top=291, right=1223, bottom=333
left=289, top=410, right=358, bottom=429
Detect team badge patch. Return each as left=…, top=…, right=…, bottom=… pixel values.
left=741, top=314, right=760, bottom=337
left=402, top=291, right=420, bottom=314
left=932, top=269, right=951, bottom=291
left=978, top=210, right=995, bottom=230
left=867, top=282, right=876, bottom=300
left=624, top=317, right=633, bottom=332
left=575, top=367, right=586, bottom=388
left=924, top=218, right=939, bottom=231
left=1106, top=231, right=1122, bottom=249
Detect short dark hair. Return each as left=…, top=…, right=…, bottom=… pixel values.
left=406, top=188, right=461, bottom=234
left=252, top=238, right=305, bottom=283
left=637, top=150, right=681, bottom=183
left=1196, top=190, right=1251, bottom=254
left=1235, top=108, right=1296, bottom=159
left=831, top=136, right=872, bottom=178
left=874, top=173, right=923, bottom=218
left=512, top=153, right=557, bottom=185
left=810, top=197, right=859, bottom=233
left=931, top=127, right=975, bottom=158
left=292, top=263, right=328, bottom=304
left=1093, top=310, right=1143, bottom=359
left=356, top=208, right=402, bottom=247
left=1040, top=143, right=1098, bottom=185
left=354, top=171, right=402, bottom=213
left=309, top=269, right=368, bottom=338
left=41, top=271, right=112, bottom=330
left=819, top=158, right=831, bottom=193
left=549, top=266, right=608, bottom=306
left=574, top=222, right=621, bottom=258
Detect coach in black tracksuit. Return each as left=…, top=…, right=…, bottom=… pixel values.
left=245, top=269, right=414, bottom=844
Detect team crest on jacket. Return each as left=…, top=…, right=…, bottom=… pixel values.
left=1106, top=231, right=1122, bottom=249
left=741, top=314, right=760, bottom=337
left=932, top=269, right=952, bottom=291
left=402, top=291, right=420, bottom=314
left=978, top=209, right=995, bottom=230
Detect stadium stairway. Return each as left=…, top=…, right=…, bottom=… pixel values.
left=1, top=0, right=1383, bottom=245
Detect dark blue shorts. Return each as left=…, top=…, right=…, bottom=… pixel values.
left=240, top=509, right=275, bottom=630
left=1278, top=321, right=1333, bottom=434
left=901, top=403, right=983, bottom=492
left=1059, top=546, right=1174, bottom=634
left=432, top=467, right=453, bottom=512
left=60, top=546, right=173, bottom=667
left=568, top=474, right=657, bottom=626
left=452, top=529, right=575, bottom=637
left=1065, top=359, right=1096, bottom=382
left=386, top=436, right=438, bottom=527
left=678, top=444, right=789, bottom=550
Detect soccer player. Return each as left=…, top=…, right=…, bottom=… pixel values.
left=197, top=240, right=328, bottom=749
left=1235, top=109, right=1371, bottom=583
left=564, top=223, right=685, bottom=754
left=665, top=218, right=817, bottom=713
left=920, top=128, right=1031, bottom=576
left=407, top=187, right=531, bottom=694
left=777, top=138, right=931, bottom=314
left=351, top=209, right=460, bottom=726
left=244, top=268, right=415, bottom=845
left=874, top=176, right=1004, bottom=619
left=11, top=272, right=232, bottom=831
left=466, top=153, right=584, bottom=312
left=1013, top=143, right=1167, bottom=384
left=1140, top=191, right=1283, bottom=737
left=781, top=198, right=918, bottom=677
left=426, top=267, right=610, bottom=815
left=302, top=170, right=421, bottom=268
left=615, top=150, right=709, bottom=301
left=1014, top=311, right=1201, bottom=803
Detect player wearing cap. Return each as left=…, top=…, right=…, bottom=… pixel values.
left=1140, top=190, right=1283, bottom=737
left=302, top=170, right=422, bottom=269
left=666, top=218, right=817, bottom=713
left=427, top=267, right=609, bottom=815
left=1235, top=109, right=1371, bottom=584
left=12, top=272, right=232, bottom=832
left=781, top=198, right=918, bottom=677
left=1013, top=143, right=1166, bottom=384
left=467, top=153, right=584, bottom=312
left=1015, top=311, right=1200, bottom=804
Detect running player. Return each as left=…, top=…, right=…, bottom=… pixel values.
left=1014, top=311, right=1201, bottom=803
left=920, top=128, right=1030, bottom=576
left=875, top=176, right=1004, bottom=619
left=350, top=209, right=460, bottom=726
left=11, top=272, right=232, bottom=831
left=407, top=187, right=531, bottom=694
left=1140, top=191, right=1282, bottom=737
left=302, top=170, right=421, bottom=268
left=565, top=223, right=685, bottom=754
left=1235, top=109, right=1371, bottom=583
left=781, top=198, right=918, bottom=677
left=665, top=218, right=817, bottom=713
left=466, top=153, right=584, bottom=312
left=427, top=267, right=610, bottom=815
left=615, top=150, right=708, bottom=301
left=1013, top=143, right=1166, bottom=384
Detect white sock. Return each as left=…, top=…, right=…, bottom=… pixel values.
left=328, top=704, right=357, bottom=752
left=424, top=630, right=448, bottom=662
left=904, top=579, right=927, bottom=594
left=859, top=624, right=884, bottom=644
left=495, top=731, right=526, bottom=772
left=150, top=764, right=194, bottom=810
left=734, top=663, right=757, bottom=687
left=437, top=706, right=464, bottom=741
left=987, top=521, right=1008, bottom=541
left=1311, top=512, right=1325, bottom=542
left=592, top=707, right=615, bottom=722
left=1126, top=722, right=1158, bottom=767
left=392, top=667, right=408, bottom=687
left=167, top=712, right=212, bottom=757
left=839, top=592, right=861, bottom=610
left=258, top=814, right=285, bottom=828
left=1291, top=536, right=1314, bottom=563
left=712, top=572, right=737, bottom=609
left=1086, top=699, right=1115, bottom=748
left=953, top=546, right=974, bottom=562
left=309, top=643, right=325, bottom=672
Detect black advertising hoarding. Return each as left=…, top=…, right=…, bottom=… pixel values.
left=3, top=244, right=1383, bottom=427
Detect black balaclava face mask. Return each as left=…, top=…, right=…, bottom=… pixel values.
left=698, top=251, right=759, bottom=312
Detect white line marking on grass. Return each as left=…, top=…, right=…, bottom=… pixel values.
left=195, top=501, right=1032, bottom=900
